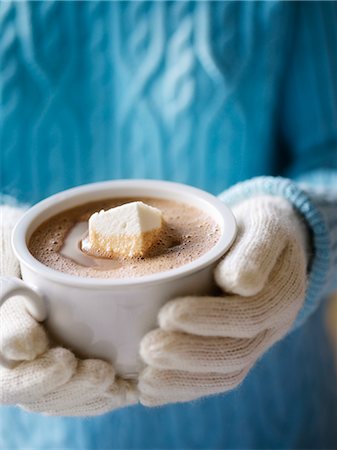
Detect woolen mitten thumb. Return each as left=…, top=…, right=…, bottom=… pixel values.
left=1, top=204, right=49, bottom=362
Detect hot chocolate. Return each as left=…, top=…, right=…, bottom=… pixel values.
left=28, top=197, right=220, bottom=279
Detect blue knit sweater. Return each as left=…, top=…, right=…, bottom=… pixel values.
left=1, top=2, right=337, bottom=449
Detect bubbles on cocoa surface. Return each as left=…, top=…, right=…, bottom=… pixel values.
left=28, top=197, right=221, bottom=279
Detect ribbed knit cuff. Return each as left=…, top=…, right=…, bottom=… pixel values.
left=218, top=176, right=331, bottom=330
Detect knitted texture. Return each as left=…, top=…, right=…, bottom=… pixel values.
left=296, top=169, right=337, bottom=293
left=139, top=196, right=308, bottom=405
left=1, top=1, right=337, bottom=447
left=0, top=205, right=138, bottom=416
left=0, top=1, right=302, bottom=204
left=0, top=205, right=48, bottom=363
left=219, top=175, right=337, bottom=329
left=0, top=296, right=49, bottom=363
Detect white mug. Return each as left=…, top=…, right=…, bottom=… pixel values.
left=0, top=180, right=236, bottom=377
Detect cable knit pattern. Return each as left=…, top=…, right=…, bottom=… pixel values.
left=80, top=2, right=111, bottom=182
left=1, top=1, right=291, bottom=203
left=1, top=1, right=337, bottom=449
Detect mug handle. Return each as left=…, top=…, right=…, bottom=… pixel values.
left=0, top=277, right=47, bottom=321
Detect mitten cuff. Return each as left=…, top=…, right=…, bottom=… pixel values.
left=219, top=176, right=330, bottom=330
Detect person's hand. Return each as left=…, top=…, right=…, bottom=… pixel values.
left=138, top=196, right=309, bottom=406
left=0, top=205, right=138, bottom=416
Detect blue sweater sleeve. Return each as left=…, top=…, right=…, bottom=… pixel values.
left=220, top=3, right=337, bottom=329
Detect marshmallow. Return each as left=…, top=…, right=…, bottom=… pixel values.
left=83, top=201, right=163, bottom=258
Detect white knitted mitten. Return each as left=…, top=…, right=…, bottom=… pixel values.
left=0, top=205, right=138, bottom=416
left=139, top=196, right=309, bottom=406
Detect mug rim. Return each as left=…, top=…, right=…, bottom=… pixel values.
left=12, top=180, right=237, bottom=288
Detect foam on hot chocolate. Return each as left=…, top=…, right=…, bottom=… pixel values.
left=28, top=197, right=220, bottom=279
left=83, top=201, right=163, bottom=258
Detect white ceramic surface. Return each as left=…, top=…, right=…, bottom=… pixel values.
left=0, top=180, right=236, bottom=377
